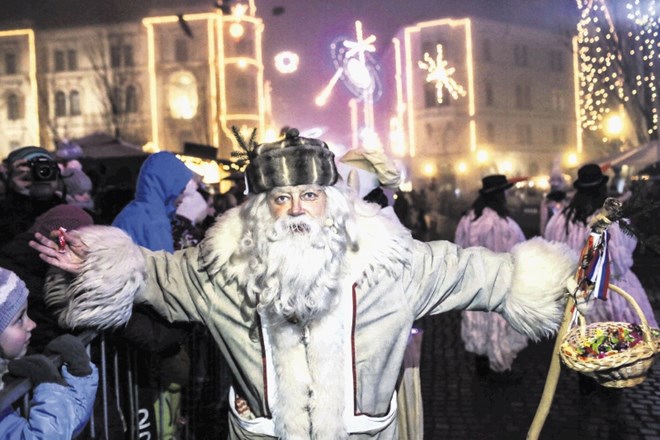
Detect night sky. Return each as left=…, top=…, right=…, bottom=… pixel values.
left=3, top=0, right=578, bottom=147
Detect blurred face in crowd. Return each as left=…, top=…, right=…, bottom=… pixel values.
left=0, top=301, right=36, bottom=360
left=175, top=179, right=199, bottom=208
left=9, top=159, right=60, bottom=200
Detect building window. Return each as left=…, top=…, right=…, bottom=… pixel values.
left=123, top=45, right=134, bottom=67
left=55, top=90, right=67, bottom=116
left=168, top=71, right=198, bottom=119
left=516, top=124, right=533, bottom=145
left=7, top=93, right=21, bottom=120
left=54, top=50, right=66, bottom=72
left=485, top=81, right=494, bottom=107
left=551, top=89, right=566, bottom=112
left=5, top=53, right=17, bottom=75
left=486, top=122, right=495, bottom=143
left=513, top=44, right=528, bottom=67
left=67, top=50, right=77, bottom=71
left=110, top=45, right=122, bottom=68
left=552, top=125, right=567, bottom=145
left=69, top=90, right=81, bottom=116
left=482, top=39, right=492, bottom=62
left=111, top=44, right=134, bottom=67
left=549, top=50, right=564, bottom=72
left=125, top=85, right=138, bottom=113
left=235, top=76, right=252, bottom=110
left=515, top=84, right=532, bottom=109
left=175, top=39, right=188, bottom=62
left=424, top=81, right=450, bottom=108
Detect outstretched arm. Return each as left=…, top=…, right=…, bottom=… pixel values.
left=29, top=230, right=87, bottom=274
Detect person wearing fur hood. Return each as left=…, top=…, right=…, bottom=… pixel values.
left=31, top=129, right=576, bottom=440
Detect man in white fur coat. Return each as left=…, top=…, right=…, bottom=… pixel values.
left=31, top=128, right=575, bottom=439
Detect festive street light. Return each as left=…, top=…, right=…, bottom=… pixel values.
left=418, top=44, right=466, bottom=104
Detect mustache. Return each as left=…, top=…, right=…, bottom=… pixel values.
left=272, top=215, right=320, bottom=237
left=289, top=222, right=311, bottom=234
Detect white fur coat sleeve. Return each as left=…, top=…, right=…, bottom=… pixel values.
left=501, top=237, right=576, bottom=340
left=45, top=225, right=147, bottom=329
left=410, top=237, right=576, bottom=341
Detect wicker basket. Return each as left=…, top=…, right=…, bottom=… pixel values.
left=559, top=284, right=657, bottom=388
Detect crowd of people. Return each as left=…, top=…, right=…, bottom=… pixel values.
left=0, top=133, right=656, bottom=439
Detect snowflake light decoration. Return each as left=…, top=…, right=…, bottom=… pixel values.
left=418, top=44, right=466, bottom=104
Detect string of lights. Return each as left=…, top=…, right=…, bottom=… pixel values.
left=576, top=0, right=659, bottom=141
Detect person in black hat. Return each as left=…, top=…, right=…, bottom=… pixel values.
left=544, top=163, right=658, bottom=392
left=0, top=146, right=64, bottom=247
left=455, top=175, right=528, bottom=383
left=32, top=129, right=577, bottom=439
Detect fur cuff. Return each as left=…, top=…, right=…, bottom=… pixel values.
left=502, top=237, right=576, bottom=341
left=55, top=226, right=146, bottom=329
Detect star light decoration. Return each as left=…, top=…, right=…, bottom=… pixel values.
left=315, top=21, right=381, bottom=106
left=418, top=44, right=466, bottom=104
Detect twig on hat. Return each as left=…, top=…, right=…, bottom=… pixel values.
left=230, top=125, right=258, bottom=163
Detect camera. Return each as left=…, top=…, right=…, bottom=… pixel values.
left=28, top=157, right=60, bottom=182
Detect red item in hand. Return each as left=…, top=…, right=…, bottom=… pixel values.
left=58, top=227, right=67, bottom=252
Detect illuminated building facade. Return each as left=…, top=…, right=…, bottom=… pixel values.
left=0, top=2, right=265, bottom=160
left=389, top=17, right=579, bottom=187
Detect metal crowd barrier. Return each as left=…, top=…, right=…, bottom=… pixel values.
left=0, top=327, right=232, bottom=439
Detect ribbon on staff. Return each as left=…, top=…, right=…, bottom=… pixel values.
left=575, top=230, right=611, bottom=304
left=586, top=230, right=610, bottom=300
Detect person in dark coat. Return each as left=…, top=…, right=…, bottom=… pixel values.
left=0, top=147, right=65, bottom=248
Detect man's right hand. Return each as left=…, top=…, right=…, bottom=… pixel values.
left=29, top=230, right=88, bottom=274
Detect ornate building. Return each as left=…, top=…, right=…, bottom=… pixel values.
left=0, top=1, right=266, bottom=160
left=387, top=17, right=579, bottom=188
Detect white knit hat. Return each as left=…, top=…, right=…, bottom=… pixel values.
left=0, top=268, right=29, bottom=334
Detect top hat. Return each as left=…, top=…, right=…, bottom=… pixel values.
left=479, top=174, right=514, bottom=195
left=244, top=128, right=339, bottom=194
left=573, top=163, right=609, bottom=189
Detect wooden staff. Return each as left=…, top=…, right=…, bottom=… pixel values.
left=527, top=197, right=622, bottom=440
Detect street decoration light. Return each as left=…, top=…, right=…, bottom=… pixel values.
left=418, top=44, right=466, bottom=104
left=315, top=20, right=382, bottom=150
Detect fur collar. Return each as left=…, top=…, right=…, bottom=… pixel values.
left=199, top=204, right=412, bottom=289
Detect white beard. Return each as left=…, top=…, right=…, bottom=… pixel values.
left=249, top=214, right=346, bottom=326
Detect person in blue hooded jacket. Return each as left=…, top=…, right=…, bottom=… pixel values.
left=112, top=151, right=194, bottom=252
left=111, top=151, right=195, bottom=439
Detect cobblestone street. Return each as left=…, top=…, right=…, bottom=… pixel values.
left=418, top=250, right=660, bottom=440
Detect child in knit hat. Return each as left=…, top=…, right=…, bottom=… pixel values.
left=0, top=267, right=98, bottom=438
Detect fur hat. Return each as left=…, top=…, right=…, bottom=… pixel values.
left=479, top=174, right=514, bottom=195
left=574, top=163, right=609, bottom=189
left=6, top=146, right=54, bottom=166
left=245, top=128, right=339, bottom=194
left=62, top=168, right=93, bottom=196
left=0, top=268, right=29, bottom=334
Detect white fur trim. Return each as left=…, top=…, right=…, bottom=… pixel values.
left=502, top=237, right=576, bottom=341
left=200, top=205, right=412, bottom=291
left=53, top=226, right=146, bottom=329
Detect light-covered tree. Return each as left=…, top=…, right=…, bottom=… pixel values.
left=576, top=0, right=659, bottom=145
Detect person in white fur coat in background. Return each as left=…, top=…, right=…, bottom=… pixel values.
left=31, top=128, right=576, bottom=440
left=455, top=175, right=528, bottom=383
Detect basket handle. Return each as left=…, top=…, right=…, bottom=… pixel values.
left=608, top=284, right=655, bottom=348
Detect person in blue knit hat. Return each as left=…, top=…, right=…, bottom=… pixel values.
left=0, top=267, right=98, bottom=438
